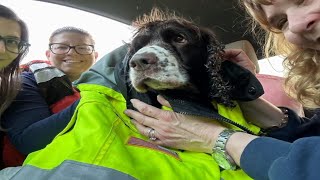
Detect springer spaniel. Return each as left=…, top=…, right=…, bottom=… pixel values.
left=116, top=8, right=263, bottom=129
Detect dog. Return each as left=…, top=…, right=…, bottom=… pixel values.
left=125, top=8, right=235, bottom=108
left=116, top=8, right=263, bottom=126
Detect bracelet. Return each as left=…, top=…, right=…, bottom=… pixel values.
left=262, top=107, right=289, bottom=133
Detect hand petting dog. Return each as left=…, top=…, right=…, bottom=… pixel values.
left=124, top=48, right=255, bottom=152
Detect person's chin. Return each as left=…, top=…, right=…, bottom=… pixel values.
left=0, top=60, right=13, bottom=69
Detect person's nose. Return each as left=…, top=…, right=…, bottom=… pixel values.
left=288, top=13, right=319, bottom=34
left=67, top=47, right=77, bottom=55
left=0, top=41, right=6, bottom=53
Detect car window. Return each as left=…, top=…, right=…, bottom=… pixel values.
left=1, top=0, right=285, bottom=77
left=1, top=0, right=133, bottom=64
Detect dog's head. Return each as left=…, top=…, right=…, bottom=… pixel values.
left=125, top=8, right=235, bottom=107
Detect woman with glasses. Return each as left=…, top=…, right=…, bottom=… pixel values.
left=0, top=4, right=29, bottom=173
left=47, top=27, right=98, bottom=82
left=1, top=26, right=98, bottom=168
left=0, top=4, right=30, bottom=119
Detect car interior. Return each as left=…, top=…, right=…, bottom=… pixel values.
left=38, top=0, right=262, bottom=57
left=36, top=0, right=305, bottom=113
left=0, top=0, right=314, bottom=171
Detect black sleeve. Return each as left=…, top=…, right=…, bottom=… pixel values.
left=2, top=72, right=78, bottom=155
left=241, top=136, right=320, bottom=180
left=266, top=107, right=320, bottom=142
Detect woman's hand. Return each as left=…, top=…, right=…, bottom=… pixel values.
left=124, top=95, right=226, bottom=153
left=223, top=49, right=256, bottom=75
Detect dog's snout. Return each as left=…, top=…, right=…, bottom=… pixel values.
left=129, top=53, right=158, bottom=70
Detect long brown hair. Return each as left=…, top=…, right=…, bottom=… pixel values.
left=240, top=0, right=320, bottom=108
left=0, top=4, right=29, bottom=124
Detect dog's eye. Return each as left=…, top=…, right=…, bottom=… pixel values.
left=172, top=34, right=187, bottom=44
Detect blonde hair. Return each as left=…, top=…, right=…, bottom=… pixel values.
left=241, top=0, right=320, bottom=108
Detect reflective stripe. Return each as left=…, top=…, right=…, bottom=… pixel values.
left=33, top=68, right=66, bottom=83
left=11, top=160, right=136, bottom=180
left=0, top=166, right=21, bottom=180
left=29, top=62, right=51, bottom=72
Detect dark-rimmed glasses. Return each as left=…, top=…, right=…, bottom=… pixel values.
left=0, top=36, right=30, bottom=54
left=49, top=43, right=95, bottom=55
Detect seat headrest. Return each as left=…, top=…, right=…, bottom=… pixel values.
left=225, top=40, right=260, bottom=73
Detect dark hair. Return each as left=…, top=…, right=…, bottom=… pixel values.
left=49, top=26, right=95, bottom=44
left=0, top=4, right=29, bottom=126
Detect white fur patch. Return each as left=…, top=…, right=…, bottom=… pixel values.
left=129, top=45, right=189, bottom=92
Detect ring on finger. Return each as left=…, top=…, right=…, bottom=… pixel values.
left=147, top=128, right=157, bottom=141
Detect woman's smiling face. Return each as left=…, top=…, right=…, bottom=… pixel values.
left=261, top=0, right=320, bottom=50
left=46, top=31, right=97, bottom=81
left=0, top=17, right=21, bottom=69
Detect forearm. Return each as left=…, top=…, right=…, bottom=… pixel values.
left=2, top=72, right=80, bottom=154
left=225, top=132, right=257, bottom=166
left=12, top=100, right=79, bottom=154
left=238, top=98, right=284, bottom=129
left=237, top=136, right=320, bottom=180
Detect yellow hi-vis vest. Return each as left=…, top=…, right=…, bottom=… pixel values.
left=18, top=84, right=259, bottom=180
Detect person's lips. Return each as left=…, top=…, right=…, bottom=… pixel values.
left=62, top=60, right=83, bottom=64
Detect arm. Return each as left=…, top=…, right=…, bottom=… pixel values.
left=125, top=98, right=320, bottom=180
left=2, top=72, right=78, bottom=154
left=223, top=50, right=286, bottom=129
left=224, top=49, right=320, bottom=141
left=237, top=135, right=320, bottom=180
left=238, top=98, right=284, bottom=129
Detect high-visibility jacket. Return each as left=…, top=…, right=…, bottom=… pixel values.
left=12, top=46, right=260, bottom=180
left=10, top=82, right=259, bottom=180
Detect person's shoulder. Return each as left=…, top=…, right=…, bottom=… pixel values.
left=21, top=71, right=35, bottom=79
left=21, top=71, right=37, bottom=87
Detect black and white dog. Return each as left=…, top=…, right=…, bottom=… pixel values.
left=117, top=8, right=263, bottom=126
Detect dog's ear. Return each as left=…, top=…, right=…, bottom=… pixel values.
left=201, top=28, right=264, bottom=106
left=201, top=28, right=235, bottom=107
left=220, top=60, right=264, bottom=101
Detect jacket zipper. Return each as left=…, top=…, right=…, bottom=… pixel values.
left=173, top=99, right=255, bottom=135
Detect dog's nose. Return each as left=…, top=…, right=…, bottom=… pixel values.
left=129, top=53, right=158, bottom=70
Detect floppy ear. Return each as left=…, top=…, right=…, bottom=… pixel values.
left=220, top=60, right=264, bottom=101
left=201, top=28, right=264, bottom=106
left=202, top=29, right=235, bottom=107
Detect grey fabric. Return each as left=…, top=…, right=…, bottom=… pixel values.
left=74, top=44, right=129, bottom=92
left=0, top=167, right=22, bottom=180
left=33, top=68, right=66, bottom=83
left=10, top=160, right=136, bottom=180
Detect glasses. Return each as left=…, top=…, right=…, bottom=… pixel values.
left=49, top=43, right=95, bottom=55
left=0, top=36, right=30, bottom=54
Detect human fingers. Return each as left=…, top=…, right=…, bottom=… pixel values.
left=124, top=109, right=157, bottom=127
left=223, top=49, right=248, bottom=61
left=157, top=95, right=171, bottom=108
left=223, top=49, right=256, bottom=74
left=131, top=119, right=154, bottom=137
left=130, top=99, right=169, bottom=120
left=131, top=119, right=163, bottom=142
